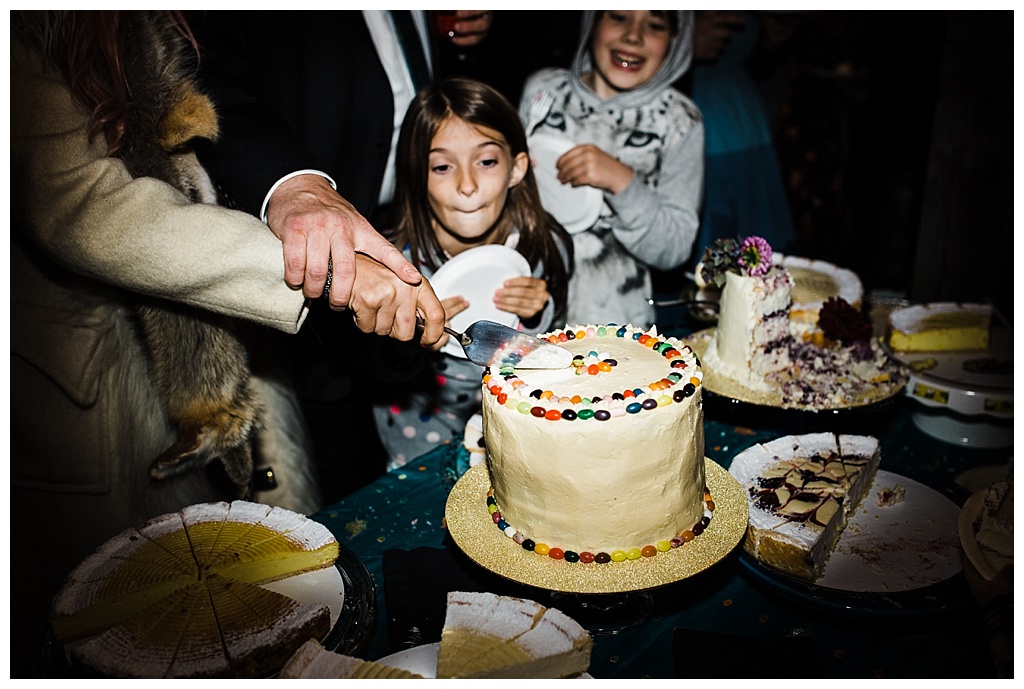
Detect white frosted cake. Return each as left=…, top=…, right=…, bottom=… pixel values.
left=51, top=501, right=338, bottom=678
left=481, top=323, right=711, bottom=563
left=437, top=592, right=592, bottom=679
left=704, top=267, right=795, bottom=392
left=730, top=433, right=881, bottom=581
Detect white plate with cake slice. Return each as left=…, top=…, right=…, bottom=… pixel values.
left=737, top=468, right=967, bottom=616
left=958, top=486, right=1013, bottom=581
left=884, top=312, right=1012, bottom=419
left=377, top=643, right=594, bottom=679
left=813, top=469, right=963, bottom=592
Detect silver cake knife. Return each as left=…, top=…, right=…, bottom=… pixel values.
left=417, top=317, right=573, bottom=369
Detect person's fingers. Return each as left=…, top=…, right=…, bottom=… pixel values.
left=451, top=10, right=491, bottom=46
left=416, top=282, right=446, bottom=347
left=279, top=232, right=308, bottom=291
left=302, top=230, right=332, bottom=299
left=390, top=295, right=420, bottom=341
left=326, top=235, right=357, bottom=308
left=356, top=234, right=423, bottom=286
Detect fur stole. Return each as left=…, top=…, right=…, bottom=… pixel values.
left=117, top=13, right=260, bottom=494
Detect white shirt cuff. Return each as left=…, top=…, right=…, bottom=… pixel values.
left=261, top=170, right=337, bottom=223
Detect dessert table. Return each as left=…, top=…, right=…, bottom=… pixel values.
left=310, top=393, right=1009, bottom=678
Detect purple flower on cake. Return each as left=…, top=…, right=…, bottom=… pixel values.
left=738, top=236, right=772, bottom=276
left=698, top=236, right=775, bottom=287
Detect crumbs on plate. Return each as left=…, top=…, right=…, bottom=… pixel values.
left=876, top=484, right=906, bottom=507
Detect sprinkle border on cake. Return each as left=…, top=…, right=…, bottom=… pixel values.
left=485, top=486, right=715, bottom=564
left=482, top=324, right=703, bottom=422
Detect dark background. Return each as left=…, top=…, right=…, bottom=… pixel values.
left=451, top=9, right=1013, bottom=322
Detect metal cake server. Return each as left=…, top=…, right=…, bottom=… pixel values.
left=418, top=317, right=573, bottom=369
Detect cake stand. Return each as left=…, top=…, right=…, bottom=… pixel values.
left=444, top=459, right=747, bottom=632
left=885, top=326, right=1013, bottom=448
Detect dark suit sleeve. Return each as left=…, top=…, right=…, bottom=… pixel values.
left=191, top=11, right=329, bottom=217
left=191, top=11, right=395, bottom=220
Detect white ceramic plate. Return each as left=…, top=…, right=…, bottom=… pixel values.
left=261, top=563, right=345, bottom=628
left=958, top=488, right=1013, bottom=581
left=376, top=642, right=594, bottom=679
left=429, top=245, right=530, bottom=359
left=528, top=132, right=603, bottom=234
left=740, top=467, right=963, bottom=594
left=462, top=412, right=486, bottom=461
left=814, top=469, right=963, bottom=592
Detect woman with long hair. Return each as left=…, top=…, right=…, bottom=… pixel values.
left=10, top=11, right=443, bottom=673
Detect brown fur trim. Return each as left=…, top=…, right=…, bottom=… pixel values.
left=159, top=82, right=219, bottom=151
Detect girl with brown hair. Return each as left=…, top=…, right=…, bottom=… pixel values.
left=372, top=77, right=573, bottom=468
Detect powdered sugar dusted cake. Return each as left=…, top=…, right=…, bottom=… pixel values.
left=705, top=267, right=794, bottom=392
left=730, top=433, right=881, bottom=581
left=51, top=500, right=338, bottom=678
left=481, top=323, right=711, bottom=562
left=437, top=591, right=591, bottom=679
left=281, top=640, right=425, bottom=679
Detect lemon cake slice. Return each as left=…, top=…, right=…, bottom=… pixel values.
left=205, top=505, right=339, bottom=584
left=730, top=434, right=880, bottom=581
left=889, top=302, right=992, bottom=352
left=280, top=640, right=425, bottom=679
left=204, top=574, right=331, bottom=677
left=51, top=513, right=199, bottom=642
left=436, top=592, right=592, bottom=679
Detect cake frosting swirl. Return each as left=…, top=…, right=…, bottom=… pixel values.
left=481, top=324, right=708, bottom=559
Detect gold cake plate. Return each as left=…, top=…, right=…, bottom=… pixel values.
left=686, top=328, right=906, bottom=410
left=445, top=459, right=747, bottom=595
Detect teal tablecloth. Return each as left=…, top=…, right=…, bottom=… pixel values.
left=311, top=397, right=1007, bottom=678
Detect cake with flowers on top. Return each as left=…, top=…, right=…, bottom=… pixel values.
left=700, top=236, right=794, bottom=394
left=696, top=236, right=906, bottom=409
left=480, top=323, right=711, bottom=564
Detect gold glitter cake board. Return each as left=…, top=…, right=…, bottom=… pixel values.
left=686, top=329, right=904, bottom=410
left=445, top=459, right=747, bottom=594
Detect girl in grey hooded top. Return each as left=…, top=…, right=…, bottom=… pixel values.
left=519, top=10, right=703, bottom=328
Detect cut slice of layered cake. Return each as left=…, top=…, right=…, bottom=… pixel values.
left=280, top=640, right=425, bottom=679
left=730, top=433, right=881, bottom=581
left=436, top=591, right=592, bottom=679
left=185, top=497, right=339, bottom=581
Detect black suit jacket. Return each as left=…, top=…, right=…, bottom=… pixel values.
left=192, top=11, right=396, bottom=219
